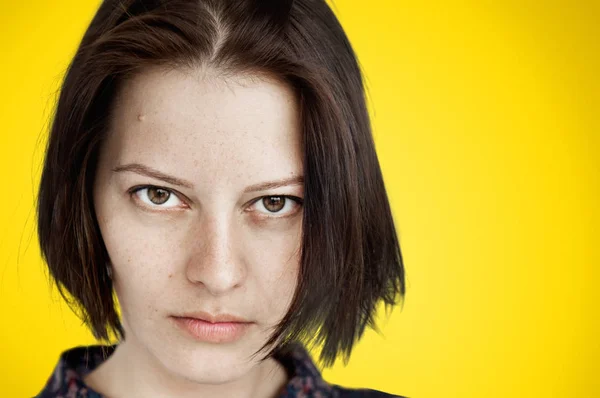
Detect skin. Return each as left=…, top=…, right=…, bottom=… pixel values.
left=86, top=65, right=303, bottom=398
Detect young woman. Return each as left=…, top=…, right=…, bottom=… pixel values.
left=35, top=0, right=407, bottom=396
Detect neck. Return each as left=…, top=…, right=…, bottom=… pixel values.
left=84, top=339, right=289, bottom=398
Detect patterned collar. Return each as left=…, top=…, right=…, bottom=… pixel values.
left=36, top=342, right=339, bottom=397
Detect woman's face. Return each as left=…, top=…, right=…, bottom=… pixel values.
left=93, top=66, right=303, bottom=384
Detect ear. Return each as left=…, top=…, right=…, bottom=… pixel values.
left=106, top=262, right=113, bottom=280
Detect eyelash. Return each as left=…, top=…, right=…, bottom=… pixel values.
left=127, top=185, right=303, bottom=219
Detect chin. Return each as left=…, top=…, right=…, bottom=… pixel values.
left=154, top=336, right=265, bottom=384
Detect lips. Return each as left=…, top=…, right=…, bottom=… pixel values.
left=178, top=311, right=250, bottom=324
left=171, top=311, right=253, bottom=343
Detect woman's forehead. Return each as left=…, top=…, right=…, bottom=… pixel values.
left=103, top=66, right=303, bottom=192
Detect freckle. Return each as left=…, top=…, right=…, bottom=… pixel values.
left=137, top=114, right=145, bottom=121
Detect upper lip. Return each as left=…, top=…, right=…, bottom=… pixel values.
left=175, top=311, right=251, bottom=324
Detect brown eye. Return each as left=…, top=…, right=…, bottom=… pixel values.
left=262, top=196, right=286, bottom=212
left=147, top=187, right=171, bottom=204
left=130, top=185, right=185, bottom=209
left=252, top=195, right=303, bottom=218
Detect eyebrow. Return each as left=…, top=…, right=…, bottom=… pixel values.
left=243, top=175, right=304, bottom=193
left=113, top=163, right=194, bottom=188
left=112, top=163, right=304, bottom=193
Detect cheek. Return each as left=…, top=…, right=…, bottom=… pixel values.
left=97, top=210, right=186, bottom=314
left=247, top=227, right=301, bottom=317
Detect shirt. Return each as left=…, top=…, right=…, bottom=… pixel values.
left=35, top=342, right=406, bottom=397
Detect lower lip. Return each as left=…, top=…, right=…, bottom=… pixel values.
left=171, top=317, right=252, bottom=343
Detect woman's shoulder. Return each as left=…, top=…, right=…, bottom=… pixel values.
left=331, top=385, right=407, bottom=397
left=35, top=344, right=114, bottom=398
left=276, top=342, right=407, bottom=398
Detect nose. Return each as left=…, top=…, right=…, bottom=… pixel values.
left=185, top=214, right=247, bottom=296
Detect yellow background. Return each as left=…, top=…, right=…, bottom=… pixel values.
left=0, top=0, right=598, bottom=396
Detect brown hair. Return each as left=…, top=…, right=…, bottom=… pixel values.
left=37, top=0, right=406, bottom=367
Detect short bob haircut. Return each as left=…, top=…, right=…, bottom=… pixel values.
left=37, top=0, right=406, bottom=367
